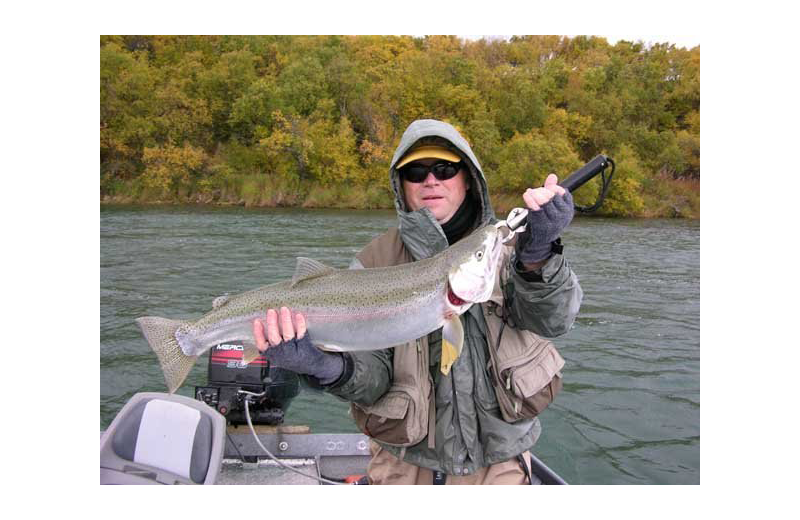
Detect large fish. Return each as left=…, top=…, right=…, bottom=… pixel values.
left=137, top=224, right=505, bottom=393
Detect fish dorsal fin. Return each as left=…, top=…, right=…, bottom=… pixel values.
left=212, top=294, right=230, bottom=310
left=291, top=257, right=336, bottom=287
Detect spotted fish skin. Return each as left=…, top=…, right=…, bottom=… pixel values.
left=136, top=224, right=503, bottom=393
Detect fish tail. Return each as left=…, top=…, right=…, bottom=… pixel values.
left=136, top=316, right=198, bottom=394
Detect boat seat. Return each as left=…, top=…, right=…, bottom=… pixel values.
left=100, top=392, right=226, bottom=485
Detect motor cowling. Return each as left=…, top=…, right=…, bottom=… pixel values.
left=195, top=342, right=299, bottom=425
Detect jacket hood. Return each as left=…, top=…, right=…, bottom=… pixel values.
left=390, top=119, right=495, bottom=260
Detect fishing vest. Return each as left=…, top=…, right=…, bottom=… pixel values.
left=349, top=227, right=565, bottom=448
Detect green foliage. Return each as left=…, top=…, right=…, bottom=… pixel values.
left=228, top=77, right=281, bottom=143
left=221, top=141, right=270, bottom=175
left=597, top=144, right=645, bottom=217
left=100, top=35, right=700, bottom=217
left=492, top=131, right=583, bottom=193
left=257, top=111, right=309, bottom=182
left=463, top=117, right=502, bottom=172
left=276, top=55, right=329, bottom=117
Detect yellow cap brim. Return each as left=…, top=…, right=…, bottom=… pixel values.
left=396, top=145, right=461, bottom=169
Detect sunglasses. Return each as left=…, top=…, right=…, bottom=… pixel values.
left=399, top=160, right=464, bottom=183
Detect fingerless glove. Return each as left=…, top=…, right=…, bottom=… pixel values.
left=264, top=333, right=344, bottom=385
left=515, top=192, right=574, bottom=264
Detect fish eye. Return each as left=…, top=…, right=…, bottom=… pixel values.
left=475, top=247, right=485, bottom=260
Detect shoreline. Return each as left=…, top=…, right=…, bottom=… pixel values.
left=99, top=197, right=699, bottom=219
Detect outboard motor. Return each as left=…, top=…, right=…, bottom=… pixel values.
left=194, top=342, right=300, bottom=425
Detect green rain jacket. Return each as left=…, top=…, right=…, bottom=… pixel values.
left=322, top=119, right=582, bottom=476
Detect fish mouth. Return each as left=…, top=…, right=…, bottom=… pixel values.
left=447, top=284, right=468, bottom=306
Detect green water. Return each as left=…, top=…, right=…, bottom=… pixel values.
left=100, top=205, right=700, bottom=484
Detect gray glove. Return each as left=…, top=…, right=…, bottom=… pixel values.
left=516, top=191, right=574, bottom=264
left=265, top=333, right=344, bottom=385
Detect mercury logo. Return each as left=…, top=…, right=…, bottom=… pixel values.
left=216, top=344, right=243, bottom=351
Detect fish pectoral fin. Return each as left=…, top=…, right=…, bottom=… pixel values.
left=241, top=342, right=263, bottom=365
left=315, top=343, right=345, bottom=352
left=291, top=257, right=336, bottom=287
left=440, top=315, right=464, bottom=376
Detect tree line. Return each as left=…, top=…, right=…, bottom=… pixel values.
left=100, top=35, right=699, bottom=217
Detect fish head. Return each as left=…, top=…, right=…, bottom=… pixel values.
left=446, top=225, right=504, bottom=314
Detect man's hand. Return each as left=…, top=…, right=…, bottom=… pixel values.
left=516, top=174, right=574, bottom=269
left=254, top=307, right=307, bottom=349
left=522, top=174, right=567, bottom=211
left=252, top=307, right=344, bottom=385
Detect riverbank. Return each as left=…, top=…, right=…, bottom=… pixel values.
left=101, top=174, right=699, bottom=219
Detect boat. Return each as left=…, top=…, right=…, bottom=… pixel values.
left=100, top=391, right=566, bottom=485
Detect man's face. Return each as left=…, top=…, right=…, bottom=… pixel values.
left=401, top=158, right=470, bottom=224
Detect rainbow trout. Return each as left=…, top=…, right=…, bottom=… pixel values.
left=137, top=224, right=505, bottom=393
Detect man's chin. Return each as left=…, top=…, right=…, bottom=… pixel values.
left=417, top=200, right=453, bottom=222
left=432, top=209, right=457, bottom=224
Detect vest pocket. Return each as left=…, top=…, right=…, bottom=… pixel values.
left=486, top=321, right=566, bottom=422
left=351, top=383, right=427, bottom=447
left=504, top=342, right=563, bottom=399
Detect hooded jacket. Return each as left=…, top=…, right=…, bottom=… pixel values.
left=323, top=119, right=583, bottom=475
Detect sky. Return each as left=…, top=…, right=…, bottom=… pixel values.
left=459, top=34, right=700, bottom=49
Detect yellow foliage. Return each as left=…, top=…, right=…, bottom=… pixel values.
left=306, top=116, right=361, bottom=184
left=141, top=144, right=207, bottom=193
left=542, top=108, right=592, bottom=145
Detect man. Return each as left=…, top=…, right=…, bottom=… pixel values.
left=253, top=119, right=582, bottom=484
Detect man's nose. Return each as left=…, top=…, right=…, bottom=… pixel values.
left=422, top=171, right=440, bottom=185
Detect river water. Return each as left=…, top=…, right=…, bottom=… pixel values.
left=100, top=205, right=699, bottom=484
